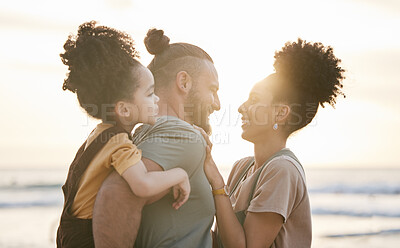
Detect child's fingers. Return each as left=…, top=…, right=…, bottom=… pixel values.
left=172, top=200, right=181, bottom=209
left=172, top=190, right=182, bottom=209
left=172, top=191, right=189, bottom=210
left=173, top=187, right=179, bottom=200
left=175, top=194, right=188, bottom=209
left=173, top=201, right=183, bottom=210
left=174, top=193, right=185, bottom=208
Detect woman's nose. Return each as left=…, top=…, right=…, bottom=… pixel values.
left=238, top=102, right=246, bottom=113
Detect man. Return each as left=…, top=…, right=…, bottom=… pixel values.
left=92, top=29, right=220, bottom=247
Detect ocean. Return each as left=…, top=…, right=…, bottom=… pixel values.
left=0, top=167, right=399, bottom=247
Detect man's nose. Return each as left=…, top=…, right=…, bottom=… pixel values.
left=212, top=94, right=221, bottom=111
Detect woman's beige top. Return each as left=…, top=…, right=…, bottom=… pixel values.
left=227, top=149, right=312, bottom=248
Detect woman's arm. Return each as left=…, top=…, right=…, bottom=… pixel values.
left=195, top=126, right=284, bottom=248
left=243, top=212, right=283, bottom=247
left=121, top=160, right=190, bottom=209
left=206, top=148, right=284, bottom=248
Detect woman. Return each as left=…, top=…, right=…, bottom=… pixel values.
left=198, top=39, right=345, bottom=248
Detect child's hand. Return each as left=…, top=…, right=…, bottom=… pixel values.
left=172, top=173, right=190, bottom=210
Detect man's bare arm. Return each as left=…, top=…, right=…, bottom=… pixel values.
left=92, top=158, right=169, bottom=248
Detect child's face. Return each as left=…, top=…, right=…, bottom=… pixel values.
left=127, top=66, right=159, bottom=125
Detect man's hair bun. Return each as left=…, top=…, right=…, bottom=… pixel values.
left=144, top=28, right=170, bottom=55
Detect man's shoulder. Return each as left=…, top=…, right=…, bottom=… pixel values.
left=133, top=116, right=206, bottom=173
left=155, top=115, right=199, bottom=135
left=133, top=116, right=204, bottom=145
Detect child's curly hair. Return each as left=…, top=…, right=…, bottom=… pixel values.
left=272, top=38, right=345, bottom=135
left=60, top=21, right=142, bottom=121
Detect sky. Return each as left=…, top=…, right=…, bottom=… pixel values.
left=0, top=0, right=399, bottom=169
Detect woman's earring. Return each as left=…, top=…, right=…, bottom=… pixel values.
left=273, top=123, right=278, bottom=130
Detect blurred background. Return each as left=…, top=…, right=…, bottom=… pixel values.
left=0, top=0, right=399, bottom=247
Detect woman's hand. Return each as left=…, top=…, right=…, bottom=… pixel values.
left=172, top=170, right=190, bottom=210
left=193, top=125, right=225, bottom=189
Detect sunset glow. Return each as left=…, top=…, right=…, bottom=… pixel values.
left=0, top=0, right=399, bottom=169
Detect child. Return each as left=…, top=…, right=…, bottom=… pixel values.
left=56, top=21, right=190, bottom=248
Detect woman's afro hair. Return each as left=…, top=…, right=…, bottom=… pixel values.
left=273, top=38, right=345, bottom=108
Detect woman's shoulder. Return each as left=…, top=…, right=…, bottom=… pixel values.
left=233, top=156, right=254, bottom=172
left=227, top=156, right=254, bottom=185
left=261, top=155, right=305, bottom=184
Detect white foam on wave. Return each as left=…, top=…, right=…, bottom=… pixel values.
left=309, top=183, right=400, bottom=195
left=325, top=228, right=400, bottom=238
left=310, top=193, right=400, bottom=217
left=312, top=208, right=400, bottom=218
left=0, top=186, right=63, bottom=208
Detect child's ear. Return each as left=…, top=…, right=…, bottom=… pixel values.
left=175, top=71, right=193, bottom=94
left=115, top=101, right=130, bottom=117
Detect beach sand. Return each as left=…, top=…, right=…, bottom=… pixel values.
left=0, top=206, right=61, bottom=248
left=1, top=167, right=399, bottom=247
left=0, top=206, right=399, bottom=248
left=312, top=215, right=400, bottom=247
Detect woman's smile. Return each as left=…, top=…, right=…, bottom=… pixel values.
left=241, top=117, right=250, bottom=128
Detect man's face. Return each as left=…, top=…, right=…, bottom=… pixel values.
left=187, top=60, right=220, bottom=135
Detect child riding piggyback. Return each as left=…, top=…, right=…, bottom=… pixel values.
left=56, top=21, right=190, bottom=248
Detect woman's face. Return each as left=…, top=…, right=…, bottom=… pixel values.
left=238, top=79, right=276, bottom=143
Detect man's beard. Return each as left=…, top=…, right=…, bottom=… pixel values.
left=187, top=91, right=212, bottom=135
left=193, top=105, right=212, bottom=135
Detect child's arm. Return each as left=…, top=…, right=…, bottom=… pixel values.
left=121, top=160, right=190, bottom=209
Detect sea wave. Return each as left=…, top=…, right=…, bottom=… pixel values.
left=309, top=183, right=400, bottom=195
left=325, top=228, right=400, bottom=238
left=0, top=200, right=61, bottom=208
left=0, top=184, right=63, bottom=209
left=0, top=183, right=62, bottom=191
left=3, top=182, right=400, bottom=195
left=312, top=208, right=400, bottom=218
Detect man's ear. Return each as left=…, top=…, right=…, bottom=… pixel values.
left=275, top=104, right=291, bottom=123
left=115, top=101, right=130, bottom=118
left=175, top=71, right=193, bottom=94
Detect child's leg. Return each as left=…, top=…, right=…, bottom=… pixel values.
left=93, top=171, right=146, bottom=248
